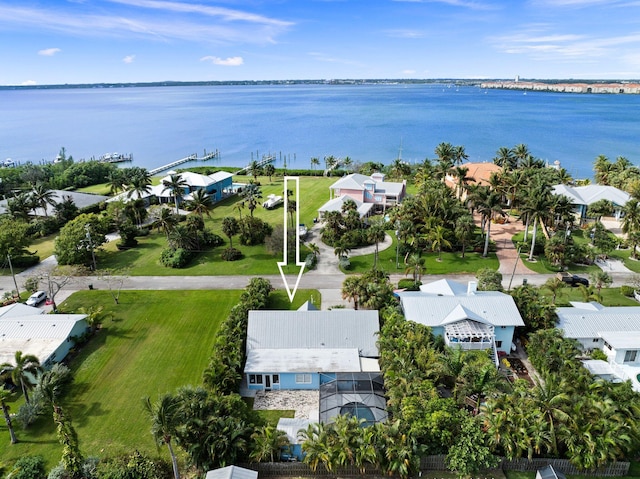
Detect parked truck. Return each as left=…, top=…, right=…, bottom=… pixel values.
left=556, top=272, right=590, bottom=287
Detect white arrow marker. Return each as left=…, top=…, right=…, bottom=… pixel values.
left=278, top=176, right=306, bottom=302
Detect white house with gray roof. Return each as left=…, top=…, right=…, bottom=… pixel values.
left=557, top=301, right=640, bottom=390
left=244, top=310, right=380, bottom=391
left=397, top=279, right=525, bottom=365
left=552, top=184, right=630, bottom=220
left=0, top=304, right=87, bottom=368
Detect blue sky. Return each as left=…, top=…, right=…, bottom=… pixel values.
left=1, top=0, right=640, bottom=85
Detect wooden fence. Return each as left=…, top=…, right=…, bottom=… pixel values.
left=240, top=456, right=630, bottom=477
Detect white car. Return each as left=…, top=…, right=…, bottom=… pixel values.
left=26, top=291, right=47, bottom=306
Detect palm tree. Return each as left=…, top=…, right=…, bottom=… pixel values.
left=451, top=166, right=470, bottom=198
left=543, top=277, right=567, bottom=305
left=248, top=160, right=262, bottom=182
left=7, top=192, right=33, bottom=221
left=307, top=242, right=320, bottom=259
left=162, top=174, right=188, bottom=214
left=240, top=183, right=262, bottom=217
left=493, top=146, right=516, bottom=170
left=263, top=164, right=276, bottom=182
left=0, top=386, right=17, bottom=444
left=428, top=224, right=452, bottom=261
left=153, top=208, right=178, bottom=239
left=310, top=157, right=320, bottom=170
left=622, top=200, right=640, bottom=259
left=342, top=156, right=353, bottom=173
left=522, top=184, right=553, bottom=261
left=31, top=183, right=57, bottom=217
left=512, top=143, right=532, bottom=167
left=404, top=253, right=425, bottom=283
left=434, top=142, right=455, bottom=167
left=590, top=270, right=613, bottom=296
left=108, top=170, right=127, bottom=195
left=187, top=189, right=213, bottom=219
left=144, top=394, right=181, bottom=479
left=222, top=216, right=240, bottom=248
left=126, top=169, right=152, bottom=200
left=477, top=191, right=505, bottom=257
left=0, top=351, right=42, bottom=404
left=342, top=275, right=364, bottom=310
left=455, top=214, right=475, bottom=258
left=250, top=425, right=290, bottom=463
left=334, top=243, right=351, bottom=260
left=367, top=218, right=387, bottom=270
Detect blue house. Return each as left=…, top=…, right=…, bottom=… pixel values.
left=150, top=171, right=234, bottom=205
left=397, top=279, right=525, bottom=366
left=244, top=310, right=380, bottom=391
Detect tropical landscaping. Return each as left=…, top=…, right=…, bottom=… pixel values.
left=4, top=144, right=640, bottom=479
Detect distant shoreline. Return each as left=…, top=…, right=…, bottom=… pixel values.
left=2, top=78, right=639, bottom=91
left=481, top=80, right=640, bottom=94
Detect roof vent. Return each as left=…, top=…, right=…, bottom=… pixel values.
left=467, top=281, right=478, bottom=295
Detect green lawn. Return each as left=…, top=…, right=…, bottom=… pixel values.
left=608, top=248, right=640, bottom=274
left=96, top=176, right=334, bottom=276
left=0, top=232, right=57, bottom=277
left=347, top=233, right=500, bottom=275
left=76, top=182, right=112, bottom=196
left=0, top=288, right=318, bottom=468
left=553, top=286, right=639, bottom=307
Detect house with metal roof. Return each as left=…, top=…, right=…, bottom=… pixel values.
left=205, top=465, right=257, bottom=479
left=318, top=173, right=406, bottom=216
left=397, top=279, right=525, bottom=365
left=0, top=304, right=87, bottom=368
left=0, top=190, right=109, bottom=217
left=244, top=310, right=380, bottom=391
left=552, top=184, right=630, bottom=220
left=557, top=301, right=640, bottom=390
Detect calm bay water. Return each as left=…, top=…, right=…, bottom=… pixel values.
left=1, top=83, right=639, bottom=179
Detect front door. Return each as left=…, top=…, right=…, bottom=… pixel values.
left=265, top=375, right=271, bottom=389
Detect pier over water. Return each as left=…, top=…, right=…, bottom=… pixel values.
left=149, top=149, right=219, bottom=175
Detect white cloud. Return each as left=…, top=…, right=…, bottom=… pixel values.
left=200, top=56, right=244, bottom=66
left=123, top=54, right=136, bottom=63
left=0, top=4, right=292, bottom=45
left=385, top=29, right=426, bottom=39
left=392, top=0, right=498, bottom=10
left=38, top=48, right=61, bottom=56
left=308, top=52, right=364, bottom=66
left=402, top=69, right=417, bottom=75
left=21, top=80, right=37, bottom=86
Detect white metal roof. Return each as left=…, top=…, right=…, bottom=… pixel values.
left=398, top=291, right=524, bottom=328
left=553, top=184, right=630, bottom=207
left=330, top=173, right=405, bottom=197
left=0, top=314, right=87, bottom=364
left=317, top=195, right=374, bottom=217
left=419, top=279, right=470, bottom=296
left=247, top=310, right=379, bottom=357
left=582, top=359, right=616, bottom=376
left=245, top=348, right=363, bottom=373
left=0, top=303, right=44, bottom=319
left=208, top=171, right=233, bottom=182
left=277, top=418, right=313, bottom=444
left=557, top=304, right=640, bottom=339
left=205, top=466, right=257, bottom=479
left=599, top=331, right=640, bottom=350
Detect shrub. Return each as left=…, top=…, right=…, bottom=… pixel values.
left=398, top=278, right=421, bottom=290
left=304, top=253, right=317, bottom=270
left=201, top=231, right=224, bottom=247
left=16, top=392, right=45, bottom=428
left=6, top=455, right=46, bottom=479
left=160, top=247, right=192, bottom=268
left=96, top=451, right=171, bottom=479
left=621, top=285, right=635, bottom=297
left=221, top=247, right=243, bottom=261
left=11, top=254, right=40, bottom=268
left=591, top=348, right=608, bottom=361
left=23, top=276, right=39, bottom=294
left=239, top=217, right=272, bottom=246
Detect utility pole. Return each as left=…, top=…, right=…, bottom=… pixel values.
left=7, top=254, right=19, bottom=299
left=85, top=225, right=97, bottom=271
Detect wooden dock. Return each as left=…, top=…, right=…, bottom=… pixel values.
left=236, top=154, right=276, bottom=174
left=149, top=149, right=219, bottom=175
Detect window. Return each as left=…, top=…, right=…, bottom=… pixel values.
left=256, top=375, right=263, bottom=384
left=593, top=338, right=600, bottom=343
left=272, top=374, right=280, bottom=384
left=604, top=341, right=612, bottom=350
left=295, top=374, right=312, bottom=384
left=249, top=375, right=256, bottom=384
left=625, top=350, right=638, bottom=363
left=500, top=326, right=507, bottom=329
left=495, top=341, right=502, bottom=348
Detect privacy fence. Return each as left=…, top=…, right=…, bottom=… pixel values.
left=240, top=456, right=630, bottom=477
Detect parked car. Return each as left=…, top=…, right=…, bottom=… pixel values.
left=26, top=290, right=47, bottom=306
left=556, top=272, right=589, bottom=287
